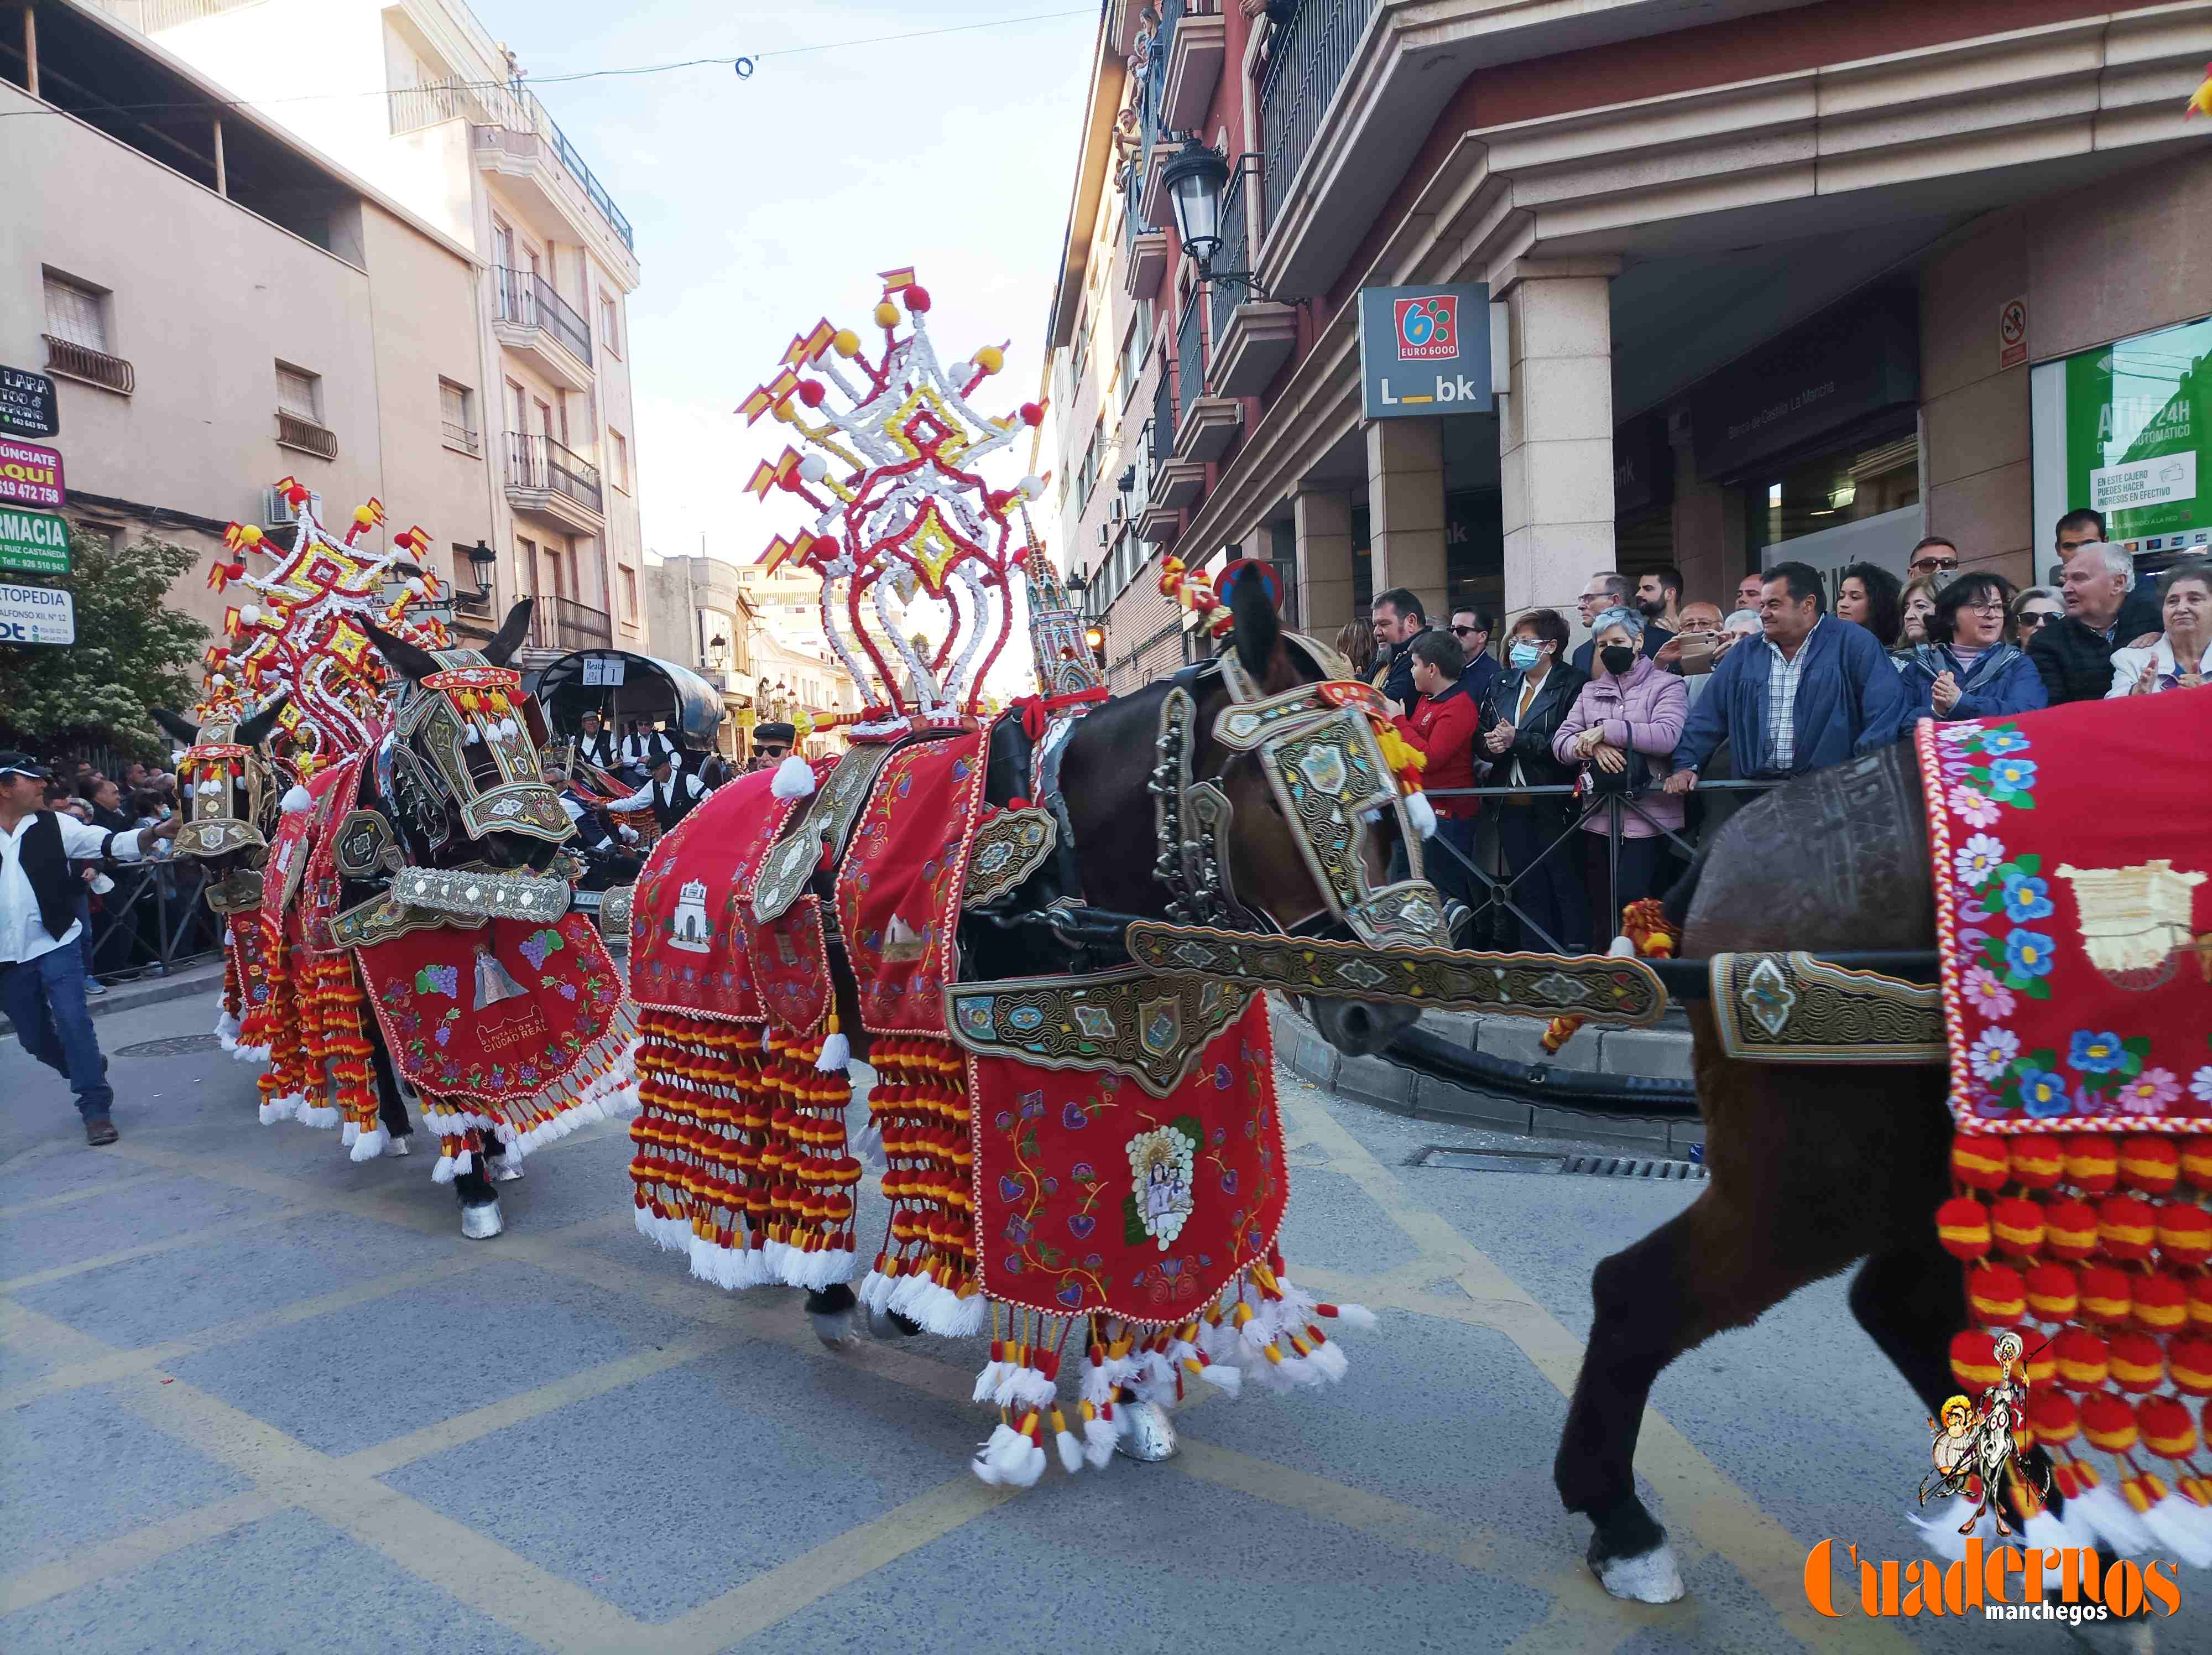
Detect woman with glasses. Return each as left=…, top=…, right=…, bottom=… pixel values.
left=2010, top=586, right=2062, bottom=645
left=2107, top=558, right=2210, bottom=696
left=1899, top=571, right=2047, bottom=723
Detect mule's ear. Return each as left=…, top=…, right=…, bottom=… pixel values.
left=358, top=616, right=442, bottom=682
left=1230, top=565, right=1298, bottom=691
left=483, top=598, right=534, bottom=667
left=150, top=707, right=200, bottom=746
left=233, top=691, right=290, bottom=750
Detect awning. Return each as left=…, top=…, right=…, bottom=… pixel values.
left=526, top=649, right=724, bottom=750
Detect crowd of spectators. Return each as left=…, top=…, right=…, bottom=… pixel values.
left=19, top=753, right=198, bottom=992
left=1371, top=507, right=2208, bottom=951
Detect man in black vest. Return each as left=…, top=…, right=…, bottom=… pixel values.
left=604, top=749, right=709, bottom=834
left=1, top=753, right=181, bottom=1145
left=573, top=709, right=618, bottom=774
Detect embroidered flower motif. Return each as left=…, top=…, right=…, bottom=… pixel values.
left=2117, top=1069, right=2181, bottom=1114
left=1999, top=872, right=2053, bottom=923
left=1937, top=723, right=1980, bottom=746
left=1948, top=785, right=2001, bottom=829
left=2017, top=1067, right=2069, bottom=1117
left=1968, top=1026, right=2021, bottom=1080
left=1963, top=967, right=2016, bottom=1021
left=1955, top=834, right=2007, bottom=887
left=2067, top=1030, right=2128, bottom=1075
left=2005, top=929, right=2056, bottom=979
left=2190, top=1065, right=2212, bottom=1106
left=1979, top=728, right=2030, bottom=757
left=1985, top=757, right=2038, bottom=798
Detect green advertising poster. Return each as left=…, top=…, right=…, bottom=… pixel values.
left=0, top=507, right=70, bottom=576
left=2062, top=315, right=2211, bottom=547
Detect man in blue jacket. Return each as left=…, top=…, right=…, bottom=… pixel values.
left=1664, top=560, right=1908, bottom=798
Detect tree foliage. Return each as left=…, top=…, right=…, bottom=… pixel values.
left=0, top=530, right=207, bottom=752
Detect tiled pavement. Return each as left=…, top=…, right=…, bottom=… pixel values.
left=4, top=991, right=2198, bottom=1653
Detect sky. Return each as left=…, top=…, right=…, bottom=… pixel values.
left=467, top=1, right=1096, bottom=577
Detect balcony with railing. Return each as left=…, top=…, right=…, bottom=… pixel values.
left=531, top=594, right=613, bottom=654
left=491, top=266, right=594, bottom=388
left=43, top=333, right=133, bottom=395
left=275, top=409, right=338, bottom=460
left=458, top=76, right=636, bottom=264
left=1159, top=1, right=1226, bottom=132
left=1206, top=158, right=1301, bottom=397
left=1259, top=0, right=1376, bottom=237
left=505, top=432, right=604, bottom=529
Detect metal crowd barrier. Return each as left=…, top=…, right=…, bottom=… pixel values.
left=1418, top=779, right=1780, bottom=955
left=82, top=860, right=227, bottom=983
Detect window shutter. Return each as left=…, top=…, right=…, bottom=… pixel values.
left=44, top=276, right=107, bottom=351
left=276, top=366, right=319, bottom=419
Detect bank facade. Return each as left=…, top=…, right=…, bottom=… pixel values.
left=1044, top=0, right=2211, bottom=685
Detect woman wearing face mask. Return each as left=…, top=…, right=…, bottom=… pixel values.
left=1901, top=570, right=2045, bottom=722
left=1481, top=608, right=1590, bottom=952
left=1552, top=607, right=1688, bottom=941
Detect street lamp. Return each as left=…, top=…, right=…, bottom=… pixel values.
left=464, top=538, right=497, bottom=591
left=1158, top=137, right=1278, bottom=302
left=705, top=632, right=729, bottom=672
left=1065, top=569, right=1090, bottom=595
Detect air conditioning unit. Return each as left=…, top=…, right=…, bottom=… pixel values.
left=1097, top=524, right=1112, bottom=548
left=1109, top=498, right=1126, bottom=523
left=262, top=486, right=301, bottom=525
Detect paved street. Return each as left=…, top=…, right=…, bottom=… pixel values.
left=4, top=988, right=2201, bottom=1654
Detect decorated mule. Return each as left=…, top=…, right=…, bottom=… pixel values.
left=622, top=270, right=1652, bottom=1485
left=1535, top=693, right=2212, bottom=1610
left=164, top=484, right=635, bottom=1236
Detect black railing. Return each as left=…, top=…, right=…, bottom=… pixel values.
left=1175, top=290, right=1205, bottom=424
left=507, top=433, right=604, bottom=516
left=493, top=267, right=594, bottom=367
left=1260, top=0, right=1376, bottom=231
left=44, top=334, right=134, bottom=394
left=1208, top=161, right=1251, bottom=348
left=1151, top=376, right=1175, bottom=471
left=1139, top=3, right=1168, bottom=179
left=1121, top=158, right=1142, bottom=258
left=533, top=594, right=613, bottom=652
left=82, top=862, right=227, bottom=983
left=1421, top=779, right=1778, bottom=951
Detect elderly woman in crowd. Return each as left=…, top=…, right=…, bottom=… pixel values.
left=1481, top=607, right=1590, bottom=953
left=1895, top=574, right=1940, bottom=665
left=1900, top=570, right=2046, bottom=722
left=1552, top=606, right=1688, bottom=939
left=1835, top=561, right=1904, bottom=650
left=2109, top=558, right=2210, bottom=695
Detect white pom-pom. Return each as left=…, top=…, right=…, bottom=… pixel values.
left=1017, top=475, right=1045, bottom=501
left=280, top=784, right=312, bottom=813
left=946, top=360, right=974, bottom=383
left=1056, top=1428, right=1084, bottom=1475
left=1328, top=1303, right=1378, bottom=1329
left=796, top=453, right=829, bottom=482
left=465, top=725, right=482, bottom=745
left=239, top=605, right=262, bottom=625
left=1197, top=1362, right=1242, bottom=1397
left=1608, top=934, right=1637, bottom=958
left=770, top=756, right=816, bottom=800
left=1404, top=790, right=1438, bottom=840
left=405, top=576, right=426, bottom=596
left=2140, top=1492, right=2212, bottom=1566
left=815, top=1029, right=850, bottom=1073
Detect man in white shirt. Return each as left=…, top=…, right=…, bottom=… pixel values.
left=1, top=753, right=181, bottom=1145
left=573, top=709, right=618, bottom=773
left=604, top=751, right=709, bottom=834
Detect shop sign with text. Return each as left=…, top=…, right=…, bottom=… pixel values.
left=0, top=581, right=76, bottom=644
left=0, top=367, right=59, bottom=440
left=2061, top=315, right=2209, bottom=543
left=1358, top=284, right=1492, bottom=419
left=0, top=508, right=70, bottom=576
left=0, top=437, right=64, bottom=508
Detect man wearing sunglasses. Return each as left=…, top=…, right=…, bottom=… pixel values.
left=749, top=721, right=796, bottom=771
left=1448, top=605, right=1500, bottom=710
left=1907, top=537, right=1960, bottom=581
left=1, top=753, right=183, bottom=1146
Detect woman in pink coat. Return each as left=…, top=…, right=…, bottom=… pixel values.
left=1551, top=607, right=1689, bottom=943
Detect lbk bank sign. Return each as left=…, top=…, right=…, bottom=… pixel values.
left=1357, top=284, right=1494, bottom=419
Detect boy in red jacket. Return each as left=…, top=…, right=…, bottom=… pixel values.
left=1390, top=630, right=1488, bottom=914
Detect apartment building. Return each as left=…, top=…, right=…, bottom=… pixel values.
left=116, top=0, right=649, bottom=664
left=4, top=0, right=493, bottom=642
left=1048, top=1, right=2210, bottom=684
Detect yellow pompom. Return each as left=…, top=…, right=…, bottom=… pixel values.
left=238, top=524, right=263, bottom=547
left=353, top=505, right=374, bottom=525
left=832, top=329, right=860, bottom=358
left=974, top=346, right=1004, bottom=374
left=873, top=301, right=899, bottom=329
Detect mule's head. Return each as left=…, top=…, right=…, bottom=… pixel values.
left=358, top=599, right=574, bottom=873
left=153, top=694, right=291, bottom=880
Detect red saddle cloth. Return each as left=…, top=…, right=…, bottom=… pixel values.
left=1919, top=694, right=2211, bottom=1134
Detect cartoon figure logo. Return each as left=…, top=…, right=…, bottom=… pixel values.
left=1916, top=1330, right=2047, bottom=1537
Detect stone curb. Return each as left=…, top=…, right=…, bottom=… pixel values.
left=0, top=960, right=225, bottom=1039
left=1271, top=999, right=1705, bottom=1156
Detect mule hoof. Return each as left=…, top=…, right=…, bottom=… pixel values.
left=460, top=1199, right=504, bottom=1240
left=865, top=1304, right=923, bottom=1339
left=388, top=1136, right=411, bottom=1158
left=492, top=1156, right=525, bottom=1183
left=807, top=1308, right=858, bottom=1348
left=1114, top=1400, right=1178, bottom=1463
left=1595, top=1543, right=1686, bottom=1604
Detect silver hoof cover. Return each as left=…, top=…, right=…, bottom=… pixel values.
left=389, top=1136, right=412, bottom=1157
left=1114, top=1399, right=1178, bottom=1462
left=461, top=1199, right=504, bottom=1240
left=492, top=1156, right=525, bottom=1183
